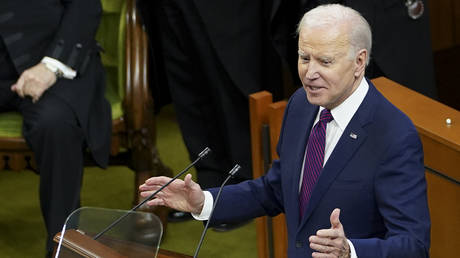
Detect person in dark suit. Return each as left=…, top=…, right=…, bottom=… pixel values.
left=140, top=4, right=430, bottom=257
left=0, top=0, right=111, bottom=255
left=136, top=0, right=285, bottom=227
left=138, top=0, right=435, bottom=212
left=284, top=0, right=437, bottom=98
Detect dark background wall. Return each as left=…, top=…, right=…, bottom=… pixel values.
left=429, top=0, right=460, bottom=110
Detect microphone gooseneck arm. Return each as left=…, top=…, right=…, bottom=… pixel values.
left=193, top=164, right=241, bottom=258
left=93, top=147, right=211, bottom=240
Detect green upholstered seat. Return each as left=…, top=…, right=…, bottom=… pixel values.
left=0, top=0, right=126, bottom=138
left=0, top=112, right=22, bottom=138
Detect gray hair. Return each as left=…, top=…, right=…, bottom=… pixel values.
left=297, top=4, right=372, bottom=65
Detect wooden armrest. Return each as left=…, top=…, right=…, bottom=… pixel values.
left=124, top=0, right=154, bottom=131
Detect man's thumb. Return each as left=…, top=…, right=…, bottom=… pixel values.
left=184, top=173, right=194, bottom=188
left=330, top=208, right=341, bottom=229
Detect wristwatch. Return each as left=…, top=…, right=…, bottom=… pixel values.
left=43, top=63, right=64, bottom=79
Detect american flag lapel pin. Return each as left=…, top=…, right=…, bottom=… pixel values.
left=350, top=132, right=358, bottom=139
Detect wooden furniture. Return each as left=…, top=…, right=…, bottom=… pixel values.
left=53, top=229, right=191, bottom=258
left=0, top=0, right=171, bottom=224
left=373, top=76, right=460, bottom=258
left=157, top=249, right=192, bottom=258
left=249, top=77, right=460, bottom=258
left=249, top=92, right=287, bottom=258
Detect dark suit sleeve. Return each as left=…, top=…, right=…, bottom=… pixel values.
left=45, top=0, right=102, bottom=74
left=206, top=96, right=296, bottom=224
left=206, top=161, right=284, bottom=225
left=351, top=129, right=430, bottom=257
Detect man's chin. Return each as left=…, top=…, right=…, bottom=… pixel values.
left=305, top=92, right=326, bottom=107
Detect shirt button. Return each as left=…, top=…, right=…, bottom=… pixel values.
left=295, top=241, right=302, bottom=248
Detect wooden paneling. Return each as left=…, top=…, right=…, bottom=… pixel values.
left=373, top=77, right=460, bottom=258
left=425, top=171, right=459, bottom=258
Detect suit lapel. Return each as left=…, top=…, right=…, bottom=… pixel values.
left=298, top=82, right=377, bottom=229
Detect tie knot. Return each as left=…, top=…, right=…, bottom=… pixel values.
left=320, top=109, right=333, bottom=123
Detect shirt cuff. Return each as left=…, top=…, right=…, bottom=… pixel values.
left=191, top=191, right=213, bottom=221
left=348, top=239, right=358, bottom=258
left=41, top=56, right=77, bottom=79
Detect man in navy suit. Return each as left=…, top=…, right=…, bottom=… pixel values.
left=140, top=4, right=430, bottom=257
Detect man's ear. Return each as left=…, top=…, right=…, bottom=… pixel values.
left=354, top=49, right=367, bottom=77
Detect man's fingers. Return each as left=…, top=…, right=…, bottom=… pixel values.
left=146, top=198, right=165, bottom=207
left=140, top=190, right=156, bottom=198
left=184, top=173, right=196, bottom=189
left=140, top=181, right=163, bottom=189
left=184, top=173, right=192, bottom=184
left=311, top=209, right=349, bottom=257
left=139, top=183, right=159, bottom=191
left=11, top=76, right=25, bottom=97
left=310, top=242, right=336, bottom=253
left=330, top=208, right=341, bottom=229
left=144, top=176, right=173, bottom=185
left=29, top=88, right=40, bottom=103
left=12, top=76, right=24, bottom=90
left=312, top=251, right=334, bottom=258
left=310, top=235, right=334, bottom=246
left=316, top=228, right=341, bottom=238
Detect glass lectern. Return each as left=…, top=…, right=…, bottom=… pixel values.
left=53, top=207, right=163, bottom=258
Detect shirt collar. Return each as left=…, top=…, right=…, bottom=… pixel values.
left=319, top=77, right=369, bottom=131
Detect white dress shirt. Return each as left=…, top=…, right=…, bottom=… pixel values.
left=194, top=77, right=369, bottom=257
left=41, top=56, right=77, bottom=79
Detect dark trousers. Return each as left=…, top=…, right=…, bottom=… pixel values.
left=0, top=48, right=84, bottom=253
left=157, top=0, right=253, bottom=188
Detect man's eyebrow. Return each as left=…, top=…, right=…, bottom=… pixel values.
left=298, top=49, right=305, bottom=55
left=319, top=56, right=333, bottom=61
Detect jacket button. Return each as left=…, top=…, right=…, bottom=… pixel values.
left=295, top=241, right=302, bottom=248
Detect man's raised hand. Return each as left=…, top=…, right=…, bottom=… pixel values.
left=309, top=208, right=350, bottom=258
left=139, top=173, right=205, bottom=215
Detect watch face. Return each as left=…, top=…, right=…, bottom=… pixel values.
left=406, top=0, right=424, bottom=20
left=55, top=69, right=64, bottom=78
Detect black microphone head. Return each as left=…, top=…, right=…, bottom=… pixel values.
left=228, top=164, right=241, bottom=176
left=198, top=147, right=211, bottom=158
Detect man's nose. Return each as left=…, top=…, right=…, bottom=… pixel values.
left=304, top=62, right=320, bottom=80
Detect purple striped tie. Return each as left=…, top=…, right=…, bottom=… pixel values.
left=299, top=109, right=333, bottom=218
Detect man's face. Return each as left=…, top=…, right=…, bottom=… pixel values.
left=297, top=25, right=361, bottom=110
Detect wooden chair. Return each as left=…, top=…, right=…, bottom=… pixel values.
left=249, top=91, right=288, bottom=258
left=249, top=77, right=460, bottom=258
left=0, top=0, right=171, bottom=225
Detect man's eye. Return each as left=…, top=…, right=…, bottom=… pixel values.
left=300, top=56, right=310, bottom=62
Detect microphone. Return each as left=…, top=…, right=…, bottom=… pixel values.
left=92, top=147, right=211, bottom=240
left=193, top=164, right=241, bottom=258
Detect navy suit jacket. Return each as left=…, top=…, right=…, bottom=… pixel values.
left=209, top=79, right=430, bottom=257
